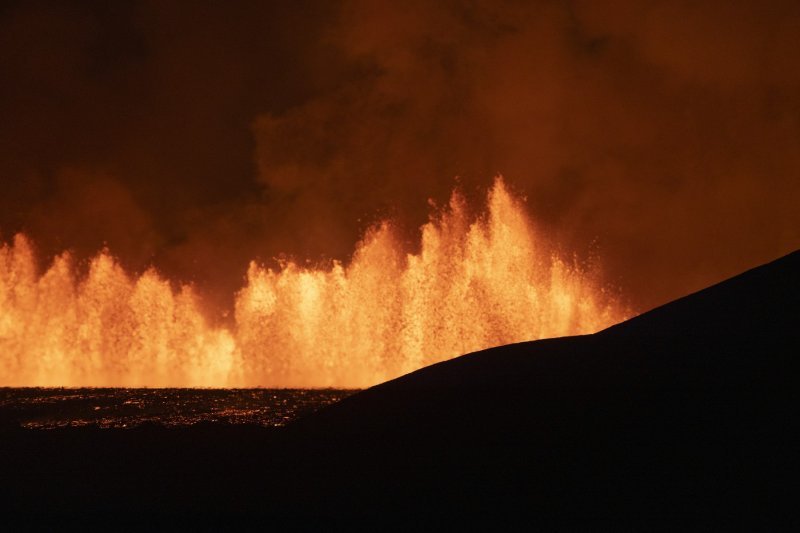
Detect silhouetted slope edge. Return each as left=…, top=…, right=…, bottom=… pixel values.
left=284, top=250, right=799, bottom=524
left=293, top=249, right=799, bottom=430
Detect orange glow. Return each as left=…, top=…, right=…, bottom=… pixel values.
left=0, top=178, right=628, bottom=387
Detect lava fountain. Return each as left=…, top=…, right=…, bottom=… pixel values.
left=0, top=178, right=629, bottom=388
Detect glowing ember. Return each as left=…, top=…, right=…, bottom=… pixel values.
left=0, top=178, right=628, bottom=387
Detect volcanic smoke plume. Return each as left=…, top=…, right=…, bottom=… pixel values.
left=0, top=179, right=626, bottom=388
left=1, top=1, right=798, bottom=320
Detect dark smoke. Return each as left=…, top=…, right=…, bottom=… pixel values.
left=2, top=0, right=799, bottom=315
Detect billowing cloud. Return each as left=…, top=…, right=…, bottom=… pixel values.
left=1, top=0, right=799, bottom=315
left=253, top=0, right=800, bottom=309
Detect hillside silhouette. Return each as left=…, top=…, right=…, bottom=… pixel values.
left=2, top=250, right=798, bottom=528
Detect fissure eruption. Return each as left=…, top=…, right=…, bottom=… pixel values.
left=1, top=178, right=627, bottom=387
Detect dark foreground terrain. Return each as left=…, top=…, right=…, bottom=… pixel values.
left=2, top=250, right=798, bottom=528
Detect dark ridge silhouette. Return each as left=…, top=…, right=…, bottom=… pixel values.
left=1, top=250, right=798, bottom=528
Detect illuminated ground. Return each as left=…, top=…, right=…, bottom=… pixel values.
left=0, top=388, right=355, bottom=429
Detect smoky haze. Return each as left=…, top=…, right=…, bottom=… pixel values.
left=1, top=0, right=799, bottom=316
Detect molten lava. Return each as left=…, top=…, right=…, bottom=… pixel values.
left=0, top=178, right=628, bottom=387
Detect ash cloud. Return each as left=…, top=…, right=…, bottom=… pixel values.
left=2, top=0, right=799, bottom=314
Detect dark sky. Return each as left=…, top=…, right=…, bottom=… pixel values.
left=1, top=0, right=799, bottom=316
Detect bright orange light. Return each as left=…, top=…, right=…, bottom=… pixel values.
left=0, top=178, right=628, bottom=387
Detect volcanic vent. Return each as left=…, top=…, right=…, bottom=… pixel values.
left=0, top=178, right=628, bottom=387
